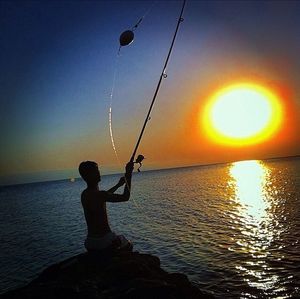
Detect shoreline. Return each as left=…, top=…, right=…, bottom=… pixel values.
left=2, top=250, right=214, bottom=299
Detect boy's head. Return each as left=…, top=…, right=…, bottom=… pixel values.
left=78, top=161, right=101, bottom=185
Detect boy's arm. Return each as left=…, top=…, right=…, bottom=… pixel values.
left=107, top=177, right=125, bottom=194
left=104, top=162, right=134, bottom=203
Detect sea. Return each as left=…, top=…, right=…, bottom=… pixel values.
left=0, top=157, right=300, bottom=298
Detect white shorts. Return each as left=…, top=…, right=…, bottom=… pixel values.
left=84, top=232, right=130, bottom=251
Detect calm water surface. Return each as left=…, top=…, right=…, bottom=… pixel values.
left=1, top=158, right=300, bottom=298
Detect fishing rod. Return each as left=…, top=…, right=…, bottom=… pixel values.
left=129, top=0, right=186, bottom=168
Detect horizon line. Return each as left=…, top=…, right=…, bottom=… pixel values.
left=1, top=154, right=299, bottom=188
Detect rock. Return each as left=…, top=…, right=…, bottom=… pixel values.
left=2, top=251, right=214, bottom=299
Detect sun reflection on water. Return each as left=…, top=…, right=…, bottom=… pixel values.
left=230, top=160, right=270, bottom=223
left=229, top=160, right=286, bottom=296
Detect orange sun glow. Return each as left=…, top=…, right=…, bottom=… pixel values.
left=202, top=83, right=283, bottom=146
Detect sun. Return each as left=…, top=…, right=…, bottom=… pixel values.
left=202, top=83, right=283, bottom=146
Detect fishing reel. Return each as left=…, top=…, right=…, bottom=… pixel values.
left=134, top=154, right=145, bottom=172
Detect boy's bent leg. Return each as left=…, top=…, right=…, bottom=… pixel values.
left=115, top=235, right=133, bottom=252
left=84, top=232, right=133, bottom=253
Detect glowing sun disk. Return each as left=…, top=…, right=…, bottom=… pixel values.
left=202, top=83, right=282, bottom=146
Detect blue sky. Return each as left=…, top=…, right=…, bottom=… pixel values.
left=1, top=1, right=300, bottom=185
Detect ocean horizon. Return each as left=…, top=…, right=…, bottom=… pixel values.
left=1, top=155, right=299, bottom=187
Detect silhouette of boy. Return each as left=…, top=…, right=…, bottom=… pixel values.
left=79, top=161, right=134, bottom=252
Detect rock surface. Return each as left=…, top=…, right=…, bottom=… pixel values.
left=2, top=250, right=214, bottom=299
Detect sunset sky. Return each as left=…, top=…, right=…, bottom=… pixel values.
left=1, top=0, right=300, bottom=185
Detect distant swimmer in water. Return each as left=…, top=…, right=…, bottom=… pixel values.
left=79, top=161, right=134, bottom=252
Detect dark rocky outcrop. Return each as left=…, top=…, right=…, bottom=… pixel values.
left=2, top=250, right=214, bottom=299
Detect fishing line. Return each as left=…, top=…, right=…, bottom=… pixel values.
left=107, top=1, right=161, bottom=237
left=110, top=1, right=158, bottom=163
left=107, top=0, right=186, bottom=238
left=132, top=1, right=157, bottom=29
left=118, top=1, right=158, bottom=55
left=107, top=51, right=147, bottom=225
left=128, top=0, right=186, bottom=235
left=130, top=0, right=186, bottom=163
left=108, top=53, right=121, bottom=165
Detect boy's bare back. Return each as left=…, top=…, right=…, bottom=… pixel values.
left=81, top=189, right=111, bottom=237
